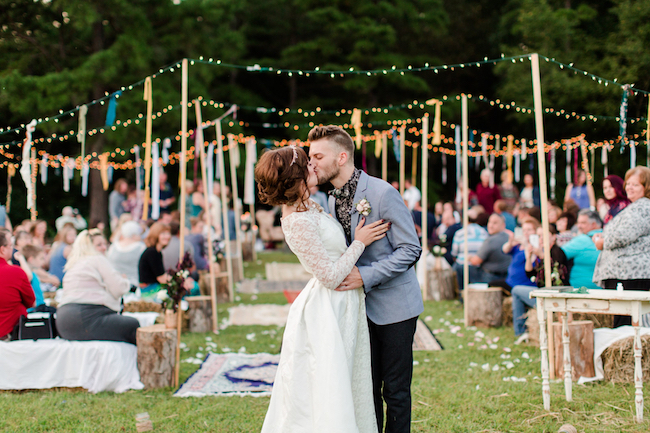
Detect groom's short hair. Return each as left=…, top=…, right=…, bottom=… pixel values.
left=308, top=125, right=354, bottom=161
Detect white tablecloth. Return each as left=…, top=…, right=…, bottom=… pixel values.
left=0, top=338, right=144, bottom=393
left=123, top=312, right=159, bottom=327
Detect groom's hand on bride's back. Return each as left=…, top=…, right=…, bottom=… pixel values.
left=354, top=217, right=391, bottom=247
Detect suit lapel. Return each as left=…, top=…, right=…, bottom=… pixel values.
left=350, top=171, right=369, bottom=241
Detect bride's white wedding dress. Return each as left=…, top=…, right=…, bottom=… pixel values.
left=261, top=201, right=377, bottom=433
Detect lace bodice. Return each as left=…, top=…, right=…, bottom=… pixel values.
left=281, top=200, right=365, bottom=290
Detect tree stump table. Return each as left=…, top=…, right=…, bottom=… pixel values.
left=186, top=296, right=214, bottom=333
left=466, top=287, right=503, bottom=328
left=136, top=324, right=177, bottom=389
left=553, top=319, right=595, bottom=381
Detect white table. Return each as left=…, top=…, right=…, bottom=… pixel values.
left=530, top=289, right=650, bottom=423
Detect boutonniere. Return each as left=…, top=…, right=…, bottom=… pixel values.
left=354, top=198, right=372, bottom=217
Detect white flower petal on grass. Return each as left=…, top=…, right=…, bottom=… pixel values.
left=251, top=295, right=258, bottom=301
left=195, top=353, right=204, bottom=359
left=469, top=362, right=478, bottom=367
left=246, top=333, right=256, bottom=341
left=476, top=385, right=480, bottom=390
left=222, top=347, right=232, bottom=353
left=492, top=365, right=500, bottom=371
left=503, top=347, right=512, bottom=352
left=425, top=316, right=433, bottom=322
left=504, top=362, right=515, bottom=369
left=179, top=342, right=187, bottom=349
left=238, top=346, right=246, bottom=353
left=458, top=345, right=463, bottom=349
left=493, top=336, right=500, bottom=342
left=481, top=363, right=490, bottom=371
left=413, top=361, right=420, bottom=366
left=522, top=352, right=530, bottom=359
left=489, top=344, right=498, bottom=350
left=205, top=337, right=212, bottom=342
left=474, top=331, right=485, bottom=338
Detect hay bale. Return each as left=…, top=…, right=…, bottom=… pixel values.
left=602, top=334, right=650, bottom=383
left=571, top=312, right=613, bottom=329
left=502, top=296, right=513, bottom=327
left=124, top=301, right=163, bottom=313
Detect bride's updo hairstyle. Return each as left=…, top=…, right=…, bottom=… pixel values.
left=255, top=146, right=309, bottom=209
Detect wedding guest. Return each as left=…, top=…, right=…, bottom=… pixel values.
left=158, top=171, right=176, bottom=214
left=11, top=230, right=32, bottom=266
left=451, top=211, right=489, bottom=291
left=47, top=225, right=77, bottom=282
left=107, top=221, right=146, bottom=287
left=433, top=201, right=444, bottom=227
left=555, top=211, right=576, bottom=247
left=185, top=217, right=208, bottom=272
left=498, top=170, right=519, bottom=211
left=56, top=229, right=139, bottom=344
left=455, top=183, right=479, bottom=210
left=593, top=166, right=650, bottom=327
left=29, top=219, right=48, bottom=248
left=561, top=209, right=602, bottom=290
left=461, top=213, right=512, bottom=285
left=440, top=210, right=461, bottom=266
left=492, top=217, right=540, bottom=296
left=108, top=178, right=128, bottom=231
left=475, top=169, right=501, bottom=215
left=547, top=205, right=562, bottom=225
left=0, top=228, right=35, bottom=341
left=601, top=174, right=630, bottom=225
left=0, top=203, right=11, bottom=230
left=519, top=174, right=540, bottom=209
left=411, top=201, right=437, bottom=244
left=493, top=199, right=517, bottom=232
left=55, top=206, right=88, bottom=232
left=162, top=222, right=195, bottom=271
left=565, top=169, right=595, bottom=210
left=109, top=212, right=133, bottom=243
left=402, top=178, right=422, bottom=211
left=122, top=185, right=143, bottom=222
left=17, top=244, right=56, bottom=313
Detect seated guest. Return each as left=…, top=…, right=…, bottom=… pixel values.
left=555, top=211, right=576, bottom=247
left=475, top=169, right=501, bottom=215
left=16, top=244, right=56, bottom=313
left=107, top=221, right=146, bottom=287
left=519, top=174, right=540, bottom=209
left=47, top=225, right=77, bottom=282
left=0, top=228, right=35, bottom=341
left=498, top=171, right=519, bottom=212
left=139, top=222, right=198, bottom=298
left=451, top=211, right=489, bottom=291
left=55, top=206, right=88, bottom=232
left=460, top=214, right=512, bottom=285
left=29, top=219, right=48, bottom=248
left=56, top=229, right=139, bottom=345
left=601, top=174, right=630, bottom=225
left=493, top=199, right=517, bottom=232
left=560, top=209, right=602, bottom=290
left=440, top=210, right=461, bottom=266
left=512, top=225, right=569, bottom=342
left=185, top=217, right=208, bottom=272
left=493, top=217, right=540, bottom=295
left=411, top=201, right=437, bottom=244
left=565, top=169, right=595, bottom=210
left=11, top=230, right=33, bottom=265
left=162, top=221, right=195, bottom=272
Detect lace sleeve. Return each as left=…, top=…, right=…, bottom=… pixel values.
left=283, top=214, right=365, bottom=290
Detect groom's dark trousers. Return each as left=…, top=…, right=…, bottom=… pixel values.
left=368, top=316, right=418, bottom=433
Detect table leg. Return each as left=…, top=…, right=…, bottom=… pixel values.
left=537, top=298, right=550, bottom=411
left=562, top=312, right=572, bottom=402
left=632, top=301, right=643, bottom=423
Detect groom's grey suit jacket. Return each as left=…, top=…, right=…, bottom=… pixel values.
left=329, top=171, right=424, bottom=325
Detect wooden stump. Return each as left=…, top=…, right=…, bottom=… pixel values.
left=427, top=258, right=457, bottom=301
left=553, top=320, right=595, bottom=381
left=502, top=296, right=513, bottom=327
left=466, top=287, right=503, bottom=328
left=241, top=232, right=254, bottom=262
left=136, top=324, right=177, bottom=389
left=229, top=240, right=244, bottom=283
left=211, top=261, right=231, bottom=303
left=186, top=296, right=213, bottom=333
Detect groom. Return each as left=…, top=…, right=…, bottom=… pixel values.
left=308, top=125, right=424, bottom=433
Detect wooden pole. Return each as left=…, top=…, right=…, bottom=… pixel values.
left=399, top=126, right=406, bottom=195
left=216, top=122, right=234, bottom=300
left=228, top=134, right=245, bottom=282
left=461, top=95, right=470, bottom=327
left=421, top=116, right=429, bottom=301
left=141, top=77, right=154, bottom=221
left=411, top=141, right=418, bottom=187
left=174, top=59, right=189, bottom=389
left=30, top=148, right=37, bottom=221
left=531, top=53, right=555, bottom=379
left=195, top=101, right=219, bottom=334
left=382, top=132, right=388, bottom=181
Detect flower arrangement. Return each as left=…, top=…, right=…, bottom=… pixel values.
left=531, top=261, right=568, bottom=287
left=155, top=252, right=194, bottom=311
left=431, top=233, right=447, bottom=257
left=354, top=198, right=372, bottom=217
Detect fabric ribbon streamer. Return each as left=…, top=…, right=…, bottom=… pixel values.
left=81, top=162, right=90, bottom=197
left=441, top=153, right=447, bottom=184
left=374, top=133, right=382, bottom=158
left=514, top=150, right=521, bottom=183
left=619, top=85, right=630, bottom=153
left=162, top=138, right=171, bottom=164
left=206, top=142, right=215, bottom=197
left=20, top=119, right=37, bottom=210
left=151, top=140, right=160, bottom=220
left=244, top=138, right=257, bottom=205
left=6, top=164, right=15, bottom=212
left=40, top=153, right=48, bottom=185
left=351, top=109, right=362, bottom=150
left=105, top=91, right=122, bottom=126
left=194, top=103, right=205, bottom=180
left=521, top=138, right=527, bottom=160
left=63, top=159, right=74, bottom=193
left=549, top=147, right=557, bottom=200
left=107, top=166, right=114, bottom=185
left=432, top=101, right=442, bottom=146
left=601, top=143, right=609, bottom=177
left=506, top=135, right=514, bottom=176
left=454, top=126, right=461, bottom=185
left=630, top=140, right=637, bottom=168
left=99, top=154, right=109, bottom=191
left=77, top=105, right=88, bottom=158
left=134, top=145, right=142, bottom=192
left=565, top=144, right=572, bottom=183
left=229, top=134, right=240, bottom=168
left=391, top=129, right=400, bottom=163
left=481, top=133, right=488, bottom=168
left=573, top=148, right=579, bottom=181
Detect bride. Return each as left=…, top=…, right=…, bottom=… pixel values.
left=255, top=145, right=389, bottom=433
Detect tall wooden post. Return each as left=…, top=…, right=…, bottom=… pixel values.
left=30, top=148, right=37, bottom=221
left=142, top=77, right=154, bottom=220
left=174, top=59, right=189, bottom=389
left=421, top=116, right=429, bottom=301
left=461, top=95, right=470, bottom=327
left=531, top=53, right=555, bottom=379
left=195, top=101, right=219, bottom=334
left=216, top=122, right=234, bottom=300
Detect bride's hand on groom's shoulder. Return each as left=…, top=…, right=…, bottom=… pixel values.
left=335, top=267, right=363, bottom=291
left=354, top=217, right=391, bottom=247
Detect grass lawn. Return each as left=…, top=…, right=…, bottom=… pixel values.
left=2, top=251, right=648, bottom=432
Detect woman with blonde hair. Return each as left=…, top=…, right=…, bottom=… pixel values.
left=56, top=229, right=139, bottom=344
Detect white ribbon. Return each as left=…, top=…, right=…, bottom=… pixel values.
left=441, top=153, right=447, bottom=184
left=481, top=133, right=488, bottom=168
left=134, top=145, right=142, bottom=191
left=229, top=134, right=240, bottom=168
left=521, top=138, right=527, bottom=160
left=565, top=144, right=572, bottom=183
left=162, top=138, right=172, bottom=164
left=40, top=153, right=48, bottom=185
left=151, top=140, right=160, bottom=220
left=63, top=159, right=75, bottom=193
left=243, top=138, right=257, bottom=205
left=81, top=162, right=89, bottom=197
left=601, top=143, right=609, bottom=177
left=550, top=147, right=557, bottom=200
left=77, top=105, right=88, bottom=158
left=630, top=140, right=636, bottom=168
left=514, top=150, right=521, bottom=182
left=20, top=119, right=37, bottom=209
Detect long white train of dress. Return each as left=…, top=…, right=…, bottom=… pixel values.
left=261, top=202, right=377, bottom=433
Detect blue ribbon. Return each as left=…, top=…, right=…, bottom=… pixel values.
left=391, top=128, right=400, bottom=162
left=105, top=91, right=122, bottom=126
left=619, top=85, right=630, bottom=153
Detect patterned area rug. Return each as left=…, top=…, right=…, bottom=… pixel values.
left=413, top=320, right=443, bottom=351
left=175, top=353, right=280, bottom=397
